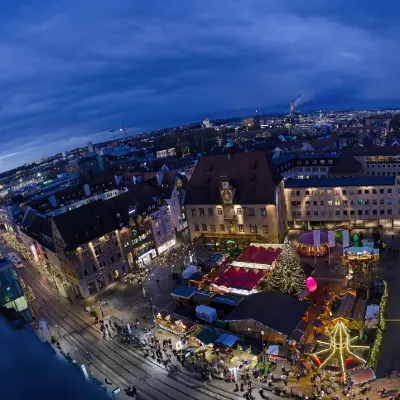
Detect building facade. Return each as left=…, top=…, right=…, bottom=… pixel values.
left=185, top=152, right=286, bottom=246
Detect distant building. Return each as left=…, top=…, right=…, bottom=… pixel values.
left=156, top=148, right=176, bottom=159
left=87, top=141, right=95, bottom=154
left=202, top=118, right=212, bottom=129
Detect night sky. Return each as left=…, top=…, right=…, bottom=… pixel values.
left=1, top=0, right=399, bottom=171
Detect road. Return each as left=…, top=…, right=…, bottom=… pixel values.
left=0, top=241, right=248, bottom=400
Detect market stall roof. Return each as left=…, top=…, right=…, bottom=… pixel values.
left=213, top=267, right=265, bottom=290
left=215, top=333, right=239, bottom=348
left=171, top=285, right=197, bottom=299
left=190, top=272, right=204, bottom=281
left=235, top=245, right=282, bottom=266
left=195, top=327, right=219, bottom=345
left=224, top=291, right=309, bottom=336
left=297, top=230, right=329, bottom=246
left=348, top=368, right=376, bottom=384
left=182, top=265, right=198, bottom=279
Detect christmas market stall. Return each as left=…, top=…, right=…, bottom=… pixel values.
left=170, top=285, right=197, bottom=307
left=155, top=310, right=197, bottom=337
left=223, top=291, right=309, bottom=344
left=297, top=230, right=332, bottom=257
left=230, top=244, right=282, bottom=271
left=210, top=267, right=266, bottom=295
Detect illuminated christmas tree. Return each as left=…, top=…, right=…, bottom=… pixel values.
left=311, top=319, right=369, bottom=377
left=270, top=236, right=306, bottom=296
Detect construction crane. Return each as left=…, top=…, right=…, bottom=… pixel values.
left=110, top=119, right=153, bottom=141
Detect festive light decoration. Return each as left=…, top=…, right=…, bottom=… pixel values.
left=306, top=277, right=318, bottom=293
left=270, top=236, right=306, bottom=296
left=367, top=279, right=388, bottom=368
left=311, top=319, right=369, bottom=377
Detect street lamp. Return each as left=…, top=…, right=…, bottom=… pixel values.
left=260, top=331, right=265, bottom=372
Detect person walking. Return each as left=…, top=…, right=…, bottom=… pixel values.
left=296, top=373, right=301, bottom=383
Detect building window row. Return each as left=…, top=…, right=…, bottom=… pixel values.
left=291, top=188, right=392, bottom=197
left=292, top=209, right=392, bottom=218
left=191, top=207, right=267, bottom=217
left=194, top=223, right=268, bottom=234
left=293, top=199, right=393, bottom=207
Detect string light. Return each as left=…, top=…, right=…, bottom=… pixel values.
left=367, top=279, right=388, bottom=368
left=311, top=319, right=369, bottom=377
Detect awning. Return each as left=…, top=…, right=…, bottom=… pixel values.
left=266, top=345, right=279, bottom=355
left=170, top=285, right=197, bottom=299
left=215, top=333, right=239, bottom=348
left=182, top=265, right=198, bottom=279
left=195, top=328, right=218, bottom=345
left=348, top=368, right=376, bottom=384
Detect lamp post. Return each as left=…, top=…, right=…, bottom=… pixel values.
left=260, top=330, right=265, bottom=372
left=55, top=324, right=61, bottom=339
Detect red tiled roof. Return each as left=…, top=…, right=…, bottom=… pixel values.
left=213, top=267, right=265, bottom=290
left=238, top=246, right=282, bottom=265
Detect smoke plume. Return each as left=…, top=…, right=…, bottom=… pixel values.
left=293, top=92, right=314, bottom=108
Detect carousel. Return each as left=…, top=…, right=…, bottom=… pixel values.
left=297, top=231, right=332, bottom=257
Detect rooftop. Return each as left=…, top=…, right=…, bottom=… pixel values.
left=185, top=151, right=282, bottom=205
left=213, top=267, right=265, bottom=290
left=285, top=176, right=395, bottom=188
left=223, top=291, right=308, bottom=336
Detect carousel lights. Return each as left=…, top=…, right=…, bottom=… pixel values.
left=312, top=320, right=369, bottom=376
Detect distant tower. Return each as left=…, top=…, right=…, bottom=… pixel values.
left=87, top=141, right=95, bottom=154
left=202, top=118, right=212, bottom=129
left=289, top=102, right=295, bottom=115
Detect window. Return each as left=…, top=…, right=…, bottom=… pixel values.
left=373, top=199, right=377, bottom=205
left=191, top=208, right=196, bottom=216
left=380, top=189, right=384, bottom=194
left=320, top=160, right=325, bottom=164
left=343, top=210, right=348, bottom=216
left=236, top=208, right=242, bottom=215
left=335, top=190, right=340, bottom=195
left=358, top=200, right=363, bottom=205
left=358, top=190, right=362, bottom=195
left=320, top=201, right=324, bottom=206
left=342, top=190, right=347, bottom=195
left=388, top=189, right=392, bottom=193
left=380, top=199, right=384, bottom=205
left=335, top=210, right=340, bottom=216
left=335, top=200, right=340, bottom=206
left=373, top=189, right=377, bottom=194
left=208, top=208, right=214, bottom=216
left=328, top=160, right=333, bottom=164
left=350, top=210, right=355, bottom=215
left=260, top=208, right=267, bottom=216
left=343, top=200, right=348, bottom=206
left=306, top=211, right=311, bottom=216
left=328, top=200, right=333, bottom=206
left=219, top=224, right=225, bottom=232
left=373, top=210, right=377, bottom=215
left=194, top=223, right=200, bottom=231
left=156, top=230, right=161, bottom=237
left=365, top=210, right=369, bottom=215
left=291, top=191, right=297, bottom=197
left=199, top=208, right=205, bottom=216
left=262, top=225, right=268, bottom=234
left=328, top=211, right=333, bottom=216
left=305, top=201, right=310, bottom=207
left=249, top=225, right=257, bottom=233
left=305, top=190, right=310, bottom=195
left=238, top=224, right=244, bottom=232
left=380, top=210, right=384, bottom=215
left=349, top=190, right=354, bottom=195
left=320, top=190, right=325, bottom=195
left=202, top=224, right=207, bottom=231
left=388, top=199, right=393, bottom=205
left=291, top=201, right=297, bottom=206
left=350, top=200, right=354, bottom=206
left=211, top=224, right=216, bottom=232
left=365, top=190, right=369, bottom=194
left=248, top=208, right=255, bottom=216
left=358, top=210, right=362, bottom=216
left=314, top=211, right=318, bottom=216
left=388, top=209, right=392, bottom=214
left=217, top=208, right=223, bottom=215
left=327, top=190, right=332, bottom=195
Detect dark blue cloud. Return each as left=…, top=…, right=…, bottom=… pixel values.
left=0, top=0, right=399, bottom=171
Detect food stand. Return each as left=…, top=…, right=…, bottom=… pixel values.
left=297, top=231, right=332, bottom=257
left=155, top=310, right=197, bottom=337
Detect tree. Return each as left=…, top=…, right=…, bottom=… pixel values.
left=270, top=236, right=306, bottom=296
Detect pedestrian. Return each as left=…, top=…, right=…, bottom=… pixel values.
left=259, top=388, right=264, bottom=397
left=296, top=373, right=301, bottom=383
left=240, top=382, right=244, bottom=391
left=235, top=383, right=239, bottom=392
left=156, top=278, right=160, bottom=288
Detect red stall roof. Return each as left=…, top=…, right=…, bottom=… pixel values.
left=238, top=246, right=282, bottom=265
left=213, top=267, right=265, bottom=290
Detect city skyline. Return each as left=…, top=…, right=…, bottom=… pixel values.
left=2, top=0, right=400, bottom=171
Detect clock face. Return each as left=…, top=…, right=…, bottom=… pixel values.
left=221, top=190, right=233, bottom=204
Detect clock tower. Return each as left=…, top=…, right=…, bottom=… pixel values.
left=220, top=178, right=234, bottom=205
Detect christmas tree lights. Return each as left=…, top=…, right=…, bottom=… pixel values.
left=270, top=236, right=305, bottom=296
left=311, top=319, right=369, bottom=377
